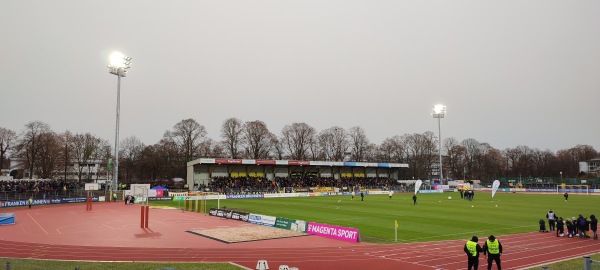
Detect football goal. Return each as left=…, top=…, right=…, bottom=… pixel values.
left=556, top=184, right=589, bottom=194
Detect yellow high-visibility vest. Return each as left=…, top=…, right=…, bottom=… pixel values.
left=486, top=240, right=500, bottom=254
left=466, top=241, right=478, bottom=256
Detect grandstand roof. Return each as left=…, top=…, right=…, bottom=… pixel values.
left=188, top=158, right=408, bottom=168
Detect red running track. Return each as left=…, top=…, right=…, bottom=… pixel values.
left=1, top=202, right=599, bottom=269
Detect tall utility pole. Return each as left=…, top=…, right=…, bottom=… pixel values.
left=107, top=52, right=132, bottom=192
left=432, top=104, right=447, bottom=184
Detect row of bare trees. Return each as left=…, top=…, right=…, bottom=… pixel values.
left=1, top=118, right=598, bottom=182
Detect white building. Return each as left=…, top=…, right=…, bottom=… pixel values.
left=4, top=157, right=109, bottom=183
left=579, top=158, right=600, bottom=176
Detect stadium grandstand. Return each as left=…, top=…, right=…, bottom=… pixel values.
left=186, top=158, right=409, bottom=194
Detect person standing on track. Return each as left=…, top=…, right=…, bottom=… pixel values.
left=547, top=210, right=556, bottom=231
left=483, top=235, right=502, bottom=270
left=464, top=236, right=483, bottom=270
left=590, top=214, right=598, bottom=240
left=556, top=217, right=565, bottom=237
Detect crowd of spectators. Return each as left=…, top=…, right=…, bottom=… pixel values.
left=0, top=179, right=82, bottom=193
left=204, top=176, right=406, bottom=194
left=0, top=179, right=84, bottom=201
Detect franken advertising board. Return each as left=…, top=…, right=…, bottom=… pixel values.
left=0, top=197, right=98, bottom=208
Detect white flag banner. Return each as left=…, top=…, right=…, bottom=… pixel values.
left=414, top=180, right=423, bottom=195
left=492, top=180, right=500, bottom=199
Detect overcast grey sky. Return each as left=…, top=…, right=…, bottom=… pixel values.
left=1, top=1, right=599, bottom=153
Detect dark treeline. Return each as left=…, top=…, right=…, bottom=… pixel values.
left=0, top=118, right=598, bottom=182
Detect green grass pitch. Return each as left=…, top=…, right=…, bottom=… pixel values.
left=152, top=192, right=597, bottom=244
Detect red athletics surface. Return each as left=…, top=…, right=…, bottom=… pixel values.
left=1, top=203, right=600, bottom=270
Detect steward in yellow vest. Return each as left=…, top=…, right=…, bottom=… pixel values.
left=464, top=236, right=482, bottom=270
left=483, top=235, right=503, bottom=269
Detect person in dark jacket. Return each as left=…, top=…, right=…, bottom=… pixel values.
left=539, top=219, right=547, bottom=232
left=566, top=219, right=575, bottom=238
left=483, top=235, right=502, bottom=270
left=412, top=194, right=417, bottom=205
left=590, top=214, right=598, bottom=240
left=577, top=215, right=587, bottom=238
left=464, top=236, right=483, bottom=270
left=556, top=217, right=565, bottom=237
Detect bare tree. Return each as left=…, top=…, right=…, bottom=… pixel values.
left=363, top=143, right=379, bottom=162
left=379, top=135, right=405, bottom=163
left=72, top=133, right=104, bottom=182
left=164, top=118, right=207, bottom=164
left=504, top=145, right=535, bottom=179
left=444, top=137, right=466, bottom=180
left=481, top=145, right=506, bottom=179
left=120, top=136, right=145, bottom=181
left=200, top=138, right=225, bottom=158
left=317, top=127, right=349, bottom=161
left=270, top=137, right=285, bottom=160
left=461, top=138, right=481, bottom=179
left=349, top=126, right=369, bottom=161
left=56, top=131, right=74, bottom=181
left=220, top=117, right=244, bottom=159
left=242, top=120, right=274, bottom=159
left=403, top=131, right=437, bottom=179
left=0, top=127, right=17, bottom=171
left=34, top=131, right=62, bottom=179
left=17, top=121, right=51, bottom=178
left=95, top=142, right=111, bottom=182
left=281, top=122, right=316, bottom=160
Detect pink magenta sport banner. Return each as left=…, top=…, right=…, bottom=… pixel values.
left=306, top=222, right=360, bottom=242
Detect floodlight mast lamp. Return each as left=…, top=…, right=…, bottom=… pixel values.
left=108, top=52, right=131, bottom=192
left=432, top=104, right=446, bottom=184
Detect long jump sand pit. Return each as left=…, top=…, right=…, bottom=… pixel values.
left=188, top=225, right=307, bottom=243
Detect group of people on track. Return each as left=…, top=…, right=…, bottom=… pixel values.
left=541, top=209, right=598, bottom=239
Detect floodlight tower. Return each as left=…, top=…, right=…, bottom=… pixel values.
left=108, top=52, right=132, bottom=192
left=432, top=104, right=447, bottom=184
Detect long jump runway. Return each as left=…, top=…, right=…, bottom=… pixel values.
left=1, top=203, right=599, bottom=269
